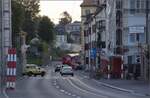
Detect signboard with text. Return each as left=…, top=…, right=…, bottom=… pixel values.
left=129, top=26, right=144, bottom=33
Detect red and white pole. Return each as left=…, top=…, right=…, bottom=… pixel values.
left=6, top=48, right=16, bottom=89
left=108, top=65, right=110, bottom=79
left=121, top=56, right=124, bottom=79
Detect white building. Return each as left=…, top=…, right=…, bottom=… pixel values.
left=81, top=0, right=149, bottom=80
left=65, top=21, right=81, bottom=44
left=80, top=0, right=97, bottom=70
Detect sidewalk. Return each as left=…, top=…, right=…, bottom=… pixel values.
left=80, top=71, right=150, bottom=96
left=97, top=79, right=150, bottom=96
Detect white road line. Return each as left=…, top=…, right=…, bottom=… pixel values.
left=56, top=86, right=60, bottom=89
left=71, top=77, right=110, bottom=96
left=92, top=79, right=134, bottom=93
left=60, top=89, right=65, bottom=92
left=72, top=94, right=76, bottom=97
left=67, top=79, right=108, bottom=98
left=3, top=88, right=9, bottom=98
left=68, top=93, right=71, bottom=95
left=64, top=91, right=68, bottom=94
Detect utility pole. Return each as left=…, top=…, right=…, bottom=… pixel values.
left=146, top=0, right=149, bottom=81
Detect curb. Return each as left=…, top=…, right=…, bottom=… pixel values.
left=93, top=79, right=134, bottom=93
left=80, top=71, right=149, bottom=96
left=93, top=79, right=149, bottom=96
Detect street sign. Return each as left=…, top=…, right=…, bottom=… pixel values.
left=6, top=48, right=17, bottom=89
left=90, top=48, right=96, bottom=59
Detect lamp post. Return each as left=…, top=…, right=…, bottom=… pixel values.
left=146, top=0, right=150, bottom=80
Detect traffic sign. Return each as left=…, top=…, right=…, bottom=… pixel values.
left=90, top=48, right=96, bottom=59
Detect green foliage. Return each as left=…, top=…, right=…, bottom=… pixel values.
left=12, top=0, right=40, bottom=45
left=12, top=0, right=25, bottom=47
left=51, top=47, right=70, bottom=59
left=38, top=16, right=55, bottom=44
left=27, top=57, right=42, bottom=65
left=59, top=11, right=72, bottom=25
left=16, top=0, right=40, bottom=19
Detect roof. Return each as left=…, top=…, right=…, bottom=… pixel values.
left=80, top=0, right=97, bottom=7
left=55, top=24, right=66, bottom=35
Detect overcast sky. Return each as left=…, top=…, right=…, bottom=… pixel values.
left=39, top=0, right=83, bottom=24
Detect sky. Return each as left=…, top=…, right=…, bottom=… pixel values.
left=39, top=0, right=83, bottom=24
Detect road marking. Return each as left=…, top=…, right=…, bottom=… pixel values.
left=3, top=88, right=9, bottom=98
left=56, top=86, right=60, bottom=89
left=67, top=79, right=108, bottom=98
left=68, top=93, right=71, bottom=95
left=92, top=79, right=134, bottom=93
left=72, top=94, right=76, bottom=97
left=71, top=77, right=110, bottom=96
left=60, top=89, right=65, bottom=92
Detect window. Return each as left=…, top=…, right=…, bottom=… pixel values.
left=129, top=34, right=136, bottom=43
left=129, top=33, right=145, bottom=43
left=136, top=0, right=140, bottom=9
left=130, top=0, right=136, bottom=9
left=85, top=9, right=90, bottom=15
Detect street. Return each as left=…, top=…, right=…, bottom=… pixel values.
left=4, top=63, right=149, bottom=98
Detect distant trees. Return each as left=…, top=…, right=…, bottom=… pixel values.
left=12, top=0, right=56, bottom=46
left=38, top=16, right=55, bottom=44
left=59, top=11, right=72, bottom=25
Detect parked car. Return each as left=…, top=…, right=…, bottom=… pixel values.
left=55, top=64, right=62, bottom=72
left=75, top=65, right=84, bottom=70
left=60, top=66, right=74, bottom=76
left=22, top=64, right=46, bottom=77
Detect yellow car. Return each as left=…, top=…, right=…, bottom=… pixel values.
left=22, top=64, right=46, bottom=77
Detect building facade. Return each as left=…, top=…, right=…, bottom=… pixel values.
left=65, top=21, right=81, bottom=44
left=80, top=0, right=97, bottom=70
left=81, top=0, right=149, bottom=80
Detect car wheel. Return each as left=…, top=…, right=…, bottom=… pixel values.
left=28, top=72, right=32, bottom=77
left=22, top=73, right=25, bottom=76
left=72, top=74, right=74, bottom=77
left=41, top=72, right=45, bottom=77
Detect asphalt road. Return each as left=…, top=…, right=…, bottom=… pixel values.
left=3, top=63, right=149, bottom=98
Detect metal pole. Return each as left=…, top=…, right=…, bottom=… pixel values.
left=146, top=0, right=149, bottom=44
left=146, top=0, right=150, bottom=81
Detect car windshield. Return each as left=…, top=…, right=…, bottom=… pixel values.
left=62, top=67, right=72, bottom=71
left=0, top=0, right=150, bottom=98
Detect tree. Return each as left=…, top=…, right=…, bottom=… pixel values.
left=38, top=16, right=55, bottom=44
left=15, top=0, right=40, bottom=43
left=12, top=0, right=25, bottom=47
left=59, top=11, right=72, bottom=25
left=16, top=0, right=40, bottom=19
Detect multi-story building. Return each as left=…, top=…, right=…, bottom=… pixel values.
left=122, top=0, right=149, bottom=80
left=80, top=0, right=97, bottom=70
left=65, top=21, right=81, bottom=44
left=81, top=0, right=149, bottom=80
left=55, top=24, right=68, bottom=49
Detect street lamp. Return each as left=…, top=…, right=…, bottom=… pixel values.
left=146, top=0, right=150, bottom=80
